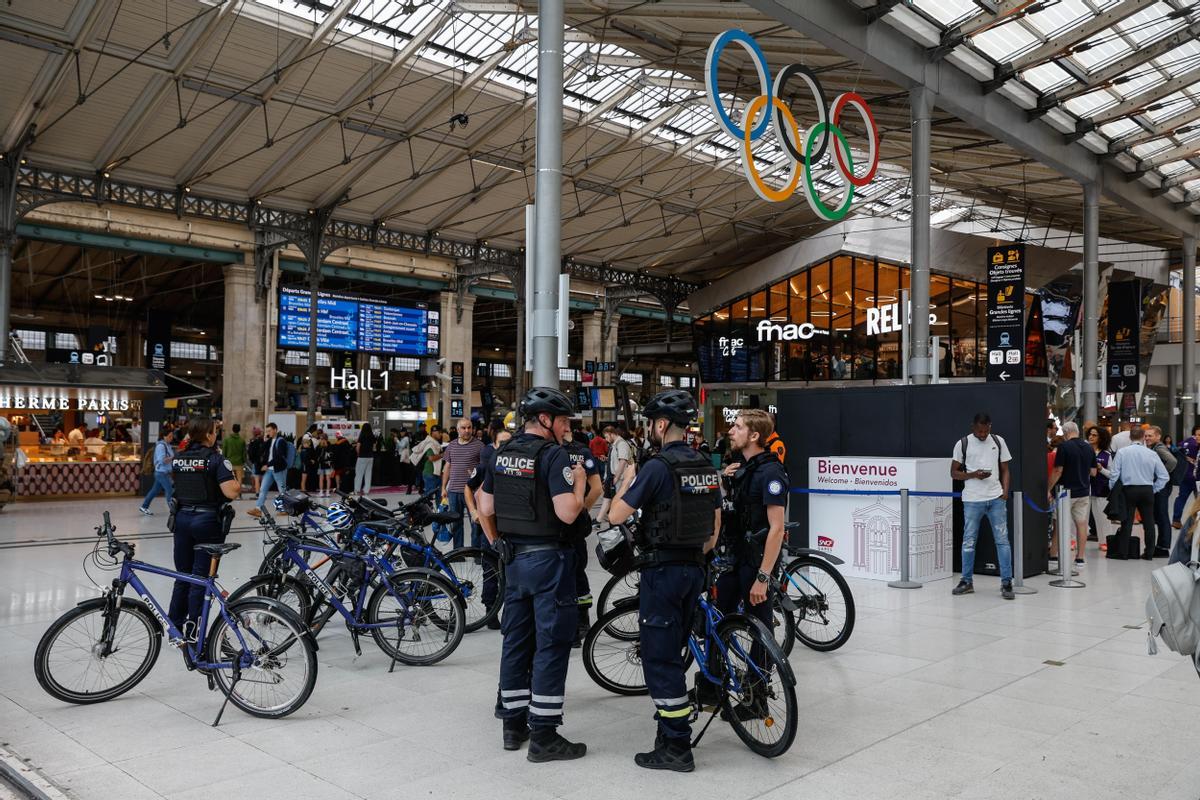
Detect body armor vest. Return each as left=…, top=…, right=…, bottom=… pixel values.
left=493, top=435, right=566, bottom=542
left=171, top=445, right=224, bottom=507
left=727, top=451, right=781, bottom=555
left=640, top=445, right=720, bottom=552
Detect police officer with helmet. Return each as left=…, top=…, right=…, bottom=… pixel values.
left=607, top=389, right=722, bottom=772
left=167, top=417, right=240, bottom=636
left=475, top=387, right=589, bottom=762
left=562, top=427, right=603, bottom=646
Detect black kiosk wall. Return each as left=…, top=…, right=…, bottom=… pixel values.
left=774, top=381, right=1047, bottom=579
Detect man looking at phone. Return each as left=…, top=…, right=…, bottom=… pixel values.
left=950, top=413, right=1015, bottom=600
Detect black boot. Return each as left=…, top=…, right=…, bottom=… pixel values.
left=635, top=737, right=695, bottom=773
left=502, top=720, right=529, bottom=751
left=572, top=605, right=591, bottom=648
left=527, top=730, right=587, bottom=762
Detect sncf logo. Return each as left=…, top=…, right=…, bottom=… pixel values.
left=817, top=536, right=834, bottom=549
left=681, top=474, right=720, bottom=493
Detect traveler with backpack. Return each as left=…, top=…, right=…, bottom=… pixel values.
left=410, top=427, right=443, bottom=495
left=139, top=429, right=176, bottom=516
left=950, top=413, right=1015, bottom=600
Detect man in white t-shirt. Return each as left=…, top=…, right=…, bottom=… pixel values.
left=950, top=412, right=1015, bottom=600
left=597, top=425, right=633, bottom=524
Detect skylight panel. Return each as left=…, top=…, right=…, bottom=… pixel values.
left=1022, top=0, right=1092, bottom=37
left=910, top=0, right=978, bottom=26
left=1023, top=62, right=1072, bottom=92
left=972, top=21, right=1039, bottom=64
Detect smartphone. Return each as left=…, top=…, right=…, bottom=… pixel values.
left=978, top=470, right=992, bottom=478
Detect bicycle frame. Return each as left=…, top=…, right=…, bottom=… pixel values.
left=351, top=524, right=471, bottom=598
left=112, top=559, right=253, bottom=672
left=687, top=590, right=773, bottom=695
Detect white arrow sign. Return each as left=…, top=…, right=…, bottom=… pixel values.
left=999, top=371, right=1011, bottom=381
left=1117, top=381, right=1127, bottom=391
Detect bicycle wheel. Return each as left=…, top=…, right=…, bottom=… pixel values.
left=35, top=598, right=161, bottom=704
left=226, top=574, right=312, bottom=626
left=714, top=615, right=797, bottom=758
left=783, top=557, right=855, bottom=652
left=367, top=569, right=465, bottom=666
left=205, top=598, right=317, bottom=719
left=597, top=568, right=640, bottom=616
left=442, top=547, right=504, bottom=633
left=770, top=594, right=796, bottom=657
left=582, top=605, right=647, bottom=695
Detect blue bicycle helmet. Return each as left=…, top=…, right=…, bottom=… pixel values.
left=326, top=503, right=354, bottom=530
left=272, top=495, right=288, bottom=514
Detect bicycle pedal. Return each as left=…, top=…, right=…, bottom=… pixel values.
left=206, top=674, right=216, bottom=691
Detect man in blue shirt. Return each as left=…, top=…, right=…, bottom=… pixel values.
left=1172, top=424, right=1200, bottom=529
left=1109, top=426, right=1169, bottom=559
left=476, top=388, right=587, bottom=762
left=608, top=389, right=721, bottom=772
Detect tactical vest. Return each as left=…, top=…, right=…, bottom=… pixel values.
left=563, top=441, right=594, bottom=541
left=727, top=451, right=782, bottom=553
left=641, top=445, right=720, bottom=552
left=171, top=445, right=224, bottom=507
left=493, top=435, right=565, bottom=542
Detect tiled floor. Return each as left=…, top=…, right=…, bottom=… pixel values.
left=1, top=495, right=1198, bottom=799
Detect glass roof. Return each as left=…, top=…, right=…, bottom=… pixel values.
left=907, top=0, right=1200, bottom=196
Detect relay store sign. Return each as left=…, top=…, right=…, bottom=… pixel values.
left=811, top=456, right=916, bottom=491
left=865, top=301, right=937, bottom=336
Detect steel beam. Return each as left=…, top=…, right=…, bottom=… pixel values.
left=1185, top=234, right=1197, bottom=436
left=1088, top=64, right=1200, bottom=128
left=910, top=86, right=933, bottom=385
left=1109, top=105, right=1200, bottom=154
left=1082, top=182, right=1100, bottom=424
left=1047, top=22, right=1200, bottom=108
left=1007, top=0, right=1155, bottom=73
left=741, top=0, right=1199, bottom=235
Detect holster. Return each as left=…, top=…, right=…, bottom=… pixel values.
left=495, top=537, right=515, bottom=565
left=166, top=498, right=177, bottom=533
left=219, top=504, right=235, bottom=538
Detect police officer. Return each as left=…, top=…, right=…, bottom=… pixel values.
left=562, top=426, right=603, bottom=646
left=718, top=408, right=789, bottom=636
left=167, top=417, right=240, bottom=635
left=476, top=388, right=588, bottom=762
left=607, top=389, right=721, bottom=772
left=465, top=429, right=512, bottom=630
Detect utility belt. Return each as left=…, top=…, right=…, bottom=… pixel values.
left=635, top=547, right=706, bottom=569
left=167, top=499, right=233, bottom=534
left=494, top=537, right=570, bottom=565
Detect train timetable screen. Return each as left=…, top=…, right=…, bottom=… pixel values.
left=278, top=286, right=439, bottom=356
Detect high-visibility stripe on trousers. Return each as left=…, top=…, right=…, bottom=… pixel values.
left=638, top=562, right=705, bottom=743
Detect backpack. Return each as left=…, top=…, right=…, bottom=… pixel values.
left=141, top=448, right=155, bottom=476
left=1169, top=449, right=1190, bottom=487
left=1145, top=517, right=1200, bottom=679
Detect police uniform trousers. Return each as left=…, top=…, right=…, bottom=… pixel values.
left=494, top=546, right=577, bottom=730
left=714, top=559, right=774, bottom=663
left=168, top=510, right=226, bottom=629
left=573, top=534, right=592, bottom=611
left=639, top=562, right=705, bottom=741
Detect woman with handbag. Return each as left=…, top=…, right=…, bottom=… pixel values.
left=1086, top=425, right=1115, bottom=552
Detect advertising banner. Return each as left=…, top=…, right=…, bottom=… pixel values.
left=986, top=244, right=1025, bottom=382
left=1106, top=280, right=1141, bottom=393
left=808, top=456, right=953, bottom=583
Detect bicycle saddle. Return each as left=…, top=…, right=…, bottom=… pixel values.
left=425, top=511, right=461, bottom=525
left=194, top=542, right=241, bottom=556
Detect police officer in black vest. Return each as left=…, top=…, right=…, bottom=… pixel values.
left=718, top=409, right=789, bottom=634
left=563, top=427, right=603, bottom=646
left=607, top=389, right=721, bottom=772
left=476, top=387, right=588, bottom=762
left=168, top=417, right=240, bottom=635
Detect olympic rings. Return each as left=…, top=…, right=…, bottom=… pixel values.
left=704, top=29, right=880, bottom=221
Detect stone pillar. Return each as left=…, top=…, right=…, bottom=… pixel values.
left=582, top=310, right=602, bottom=379
left=601, top=311, right=621, bottom=386
left=1183, top=235, right=1196, bottom=437
left=438, top=291, right=475, bottom=427
left=223, top=260, right=268, bottom=430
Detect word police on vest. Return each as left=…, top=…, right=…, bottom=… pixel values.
left=755, top=320, right=829, bottom=341
left=497, top=455, right=535, bottom=476
left=681, top=473, right=721, bottom=493
left=866, top=300, right=937, bottom=336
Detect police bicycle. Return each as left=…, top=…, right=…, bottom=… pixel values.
left=34, top=512, right=318, bottom=723
left=582, top=554, right=798, bottom=758
left=770, top=523, right=855, bottom=653
left=231, top=507, right=466, bottom=666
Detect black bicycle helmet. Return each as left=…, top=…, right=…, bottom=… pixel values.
left=518, top=386, right=576, bottom=420
left=642, top=389, right=697, bottom=426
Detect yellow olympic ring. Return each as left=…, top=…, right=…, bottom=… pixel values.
left=741, top=95, right=802, bottom=204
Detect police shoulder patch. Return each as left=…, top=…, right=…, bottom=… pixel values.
left=767, top=479, right=784, bottom=496
left=562, top=466, right=575, bottom=486
left=585, top=458, right=595, bottom=470
left=223, top=459, right=233, bottom=472
left=469, top=467, right=477, bottom=479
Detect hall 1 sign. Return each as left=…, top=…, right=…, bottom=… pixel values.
left=1106, top=280, right=1141, bottom=393
left=330, top=368, right=390, bottom=391
left=985, top=244, right=1026, bottom=382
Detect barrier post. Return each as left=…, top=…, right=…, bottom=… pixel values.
left=888, top=488, right=923, bottom=589
left=1011, top=491, right=1037, bottom=594
left=1049, top=490, right=1085, bottom=588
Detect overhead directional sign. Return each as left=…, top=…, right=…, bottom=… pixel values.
left=1106, top=280, right=1141, bottom=394
left=986, top=244, right=1026, bottom=383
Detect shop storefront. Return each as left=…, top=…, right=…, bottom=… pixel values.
left=0, top=365, right=166, bottom=500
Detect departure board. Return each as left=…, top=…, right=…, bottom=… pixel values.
left=278, top=286, right=439, bottom=356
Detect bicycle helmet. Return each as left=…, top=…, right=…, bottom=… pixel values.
left=326, top=502, right=354, bottom=530
left=642, top=389, right=697, bottom=426
left=518, top=386, right=576, bottom=420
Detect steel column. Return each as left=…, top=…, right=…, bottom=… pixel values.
left=531, top=0, right=564, bottom=389
left=909, top=86, right=933, bottom=385
left=1082, top=183, right=1101, bottom=425
left=1184, top=235, right=1197, bottom=437
left=0, top=236, right=11, bottom=363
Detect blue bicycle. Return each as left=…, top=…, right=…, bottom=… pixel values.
left=231, top=508, right=466, bottom=666
left=35, top=512, right=318, bottom=722
left=582, top=557, right=798, bottom=758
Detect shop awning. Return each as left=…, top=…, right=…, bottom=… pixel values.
left=163, top=373, right=211, bottom=401
left=0, top=364, right=167, bottom=392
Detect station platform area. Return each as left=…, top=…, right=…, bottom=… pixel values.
left=0, top=497, right=1196, bottom=800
